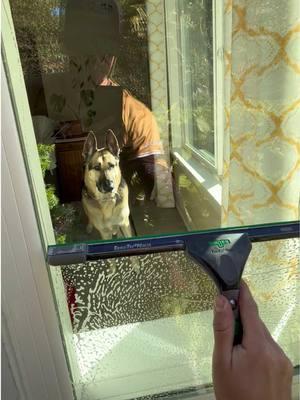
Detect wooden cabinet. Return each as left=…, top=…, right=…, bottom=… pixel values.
left=55, top=137, right=87, bottom=203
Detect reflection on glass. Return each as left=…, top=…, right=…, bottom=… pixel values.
left=9, top=0, right=299, bottom=245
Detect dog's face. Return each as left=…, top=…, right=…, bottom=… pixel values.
left=83, top=130, right=121, bottom=199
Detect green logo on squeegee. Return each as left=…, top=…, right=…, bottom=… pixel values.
left=208, top=239, right=231, bottom=249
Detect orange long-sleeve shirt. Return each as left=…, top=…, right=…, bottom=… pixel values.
left=121, top=89, right=164, bottom=160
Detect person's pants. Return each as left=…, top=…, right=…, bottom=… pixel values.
left=120, top=155, right=156, bottom=201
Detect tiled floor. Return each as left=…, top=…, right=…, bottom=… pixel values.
left=60, top=200, right=187, bottom=244
left=130, top=200, right=187, bottom=237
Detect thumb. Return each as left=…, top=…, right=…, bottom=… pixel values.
left=213, top=295, right=234, bottom=370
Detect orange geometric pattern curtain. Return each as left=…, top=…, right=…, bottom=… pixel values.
left=222, top=0, right=300, bottom=226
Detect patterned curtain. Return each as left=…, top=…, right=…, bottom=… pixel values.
left=222, top=0, right=300, bottom=226
left=222, top=0, right=300, bottom=359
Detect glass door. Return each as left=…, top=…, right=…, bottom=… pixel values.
left=3, top=0, right=300, bottom=398
left=52, top=236, right=299, bottom=400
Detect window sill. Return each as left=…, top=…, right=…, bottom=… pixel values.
left=172, top=149, right=222, bottom=206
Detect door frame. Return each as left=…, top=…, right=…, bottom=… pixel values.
left=1, top=57, right=75, bottom=400
left=1, top=2, right=75, bottom=397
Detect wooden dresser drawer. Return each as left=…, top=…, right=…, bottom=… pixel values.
left=55, top=137, right=86, bottom=203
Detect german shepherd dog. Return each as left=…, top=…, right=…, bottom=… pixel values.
left=82, top=130, right=132, bottom=240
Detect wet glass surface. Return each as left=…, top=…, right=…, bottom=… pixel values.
left=59, top=239, right=299, bottom=400
left=62, top=251, right=217, bottom=332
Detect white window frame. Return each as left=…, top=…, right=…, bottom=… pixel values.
left=2, top=58, right=75, bottom=400
left=2, top=1, right=80, bottom=398
left=165, top=0, right=224, bottom=176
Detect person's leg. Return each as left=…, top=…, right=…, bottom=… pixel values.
left=120, top=155, right=156, bottom=202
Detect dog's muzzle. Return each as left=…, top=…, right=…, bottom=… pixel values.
left=97, top=179, right=114, bottom=193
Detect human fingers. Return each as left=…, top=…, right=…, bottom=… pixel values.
left=213, top=294, right=234, bottom=371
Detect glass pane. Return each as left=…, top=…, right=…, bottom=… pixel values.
left=50, top=238, right=299, bottom=399
left=243, top=239, right=299, bottom=367
left=62, top=252, right=217, bottom=332
left=61, top=250, right=218, bottom=399
left=177, top=0, right=214, bottom=157
left=8, top=0, right=300, bottom=247
left=5, top=0, right=300, bottom=398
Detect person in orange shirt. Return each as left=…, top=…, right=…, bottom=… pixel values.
left=63, top=0, right=173, bottom=205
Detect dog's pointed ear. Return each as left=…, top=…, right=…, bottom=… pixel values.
left=106, top=129, right=120, bottom=157
left=83, top=131, right=97, bottom=162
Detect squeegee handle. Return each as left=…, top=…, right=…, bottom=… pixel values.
left=223, top=289, right=243, bottom=346
left=233, top=314, right=243, bottom=345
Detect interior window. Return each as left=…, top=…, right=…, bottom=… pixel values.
left=178, top=0, right=214, bottom=159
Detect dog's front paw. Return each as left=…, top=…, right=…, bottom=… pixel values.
left=86, top=223, right=93, bottom=234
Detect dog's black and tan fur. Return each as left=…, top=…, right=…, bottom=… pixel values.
left=82, top=130, right=132, bottom=240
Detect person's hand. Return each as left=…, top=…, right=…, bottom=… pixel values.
left=212, top=281, right=293, bottom=400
